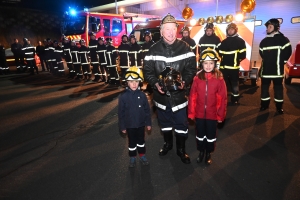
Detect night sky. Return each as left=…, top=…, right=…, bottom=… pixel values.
left=0, top=0, right=123, bottom=13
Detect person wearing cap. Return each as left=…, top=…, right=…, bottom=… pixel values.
left=105, top=38, right=119, bottom=85
left=22, top=38, right=38, bottom=75
left=141, top=31, right=155, bottom=59
left=96, top=37, right=107, bottom=83
left=143, top=13, right=196, bottom=164
left=79, top=39, right=91, bottom=81
left=118, top=66, right=152, bottom=168
left=62, top=37, right=75, bottom=78
left=70, top=39, right=82, bottom=80
left=88, top=32, right=100, bottom=82
left=118, top=34, right=131, bottom=85
left=11, top=38, right=24, bottom=73
left=259, top=18, right=292, bottom=114
left=188, top=48, right=227, bottom=165
left=198, top=23, right=221, bottom=57
left=181, top=26, right=197, bottom=55
left=53, top=40, right=64, bottom=76
left=218, top=23, right=246, bottom=105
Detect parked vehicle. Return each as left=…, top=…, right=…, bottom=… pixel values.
left=284, top=41, right=300, bottom=84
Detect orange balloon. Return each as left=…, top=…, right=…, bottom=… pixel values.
left=240, top=0, right=256, bottom=13
left=198, top=18, right=205, bottom=25
left=182, top=7, right=194, bottom=20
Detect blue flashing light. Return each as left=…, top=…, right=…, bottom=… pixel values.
left=70, top=9, right=77, bottom=16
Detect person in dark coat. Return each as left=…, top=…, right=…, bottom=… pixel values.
left=0, top=42, right=8, bottom=75
left=36, top=41, right=46, bottom=71
left=70, top=40, right=82, bottom=80
left=53, top=40, right=65, bottom=76
left=79, top=39, right=91, bottom=81
left=118, top=66, right=151, bottom=168
left=105, top=38, right=119, bottom=85
left=129, top=34, right=142, bottom=68
left=11, top=38, right=24, bottom=72
left=96, top=37, right=107, bottom=83
left=259, top=18, right=292, bottom=114
left=118, top=34, right=130, bottom=85
left=89, top=32, right=100, bottom=82
left=198, top=23, right=221, bottom=52
left=22, top=38, right=38, bottom=75
left=181, top=26, right=197, bottom=55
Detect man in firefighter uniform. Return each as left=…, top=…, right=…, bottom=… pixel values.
left=198, top=23, right=221, bottom=52
left=144, top=13, right=196, bottom=164
left=79, top=39, right=92, bottom=81
left=97, top=37, right=107, bottom=83
left=11, top=38, right=24, bottom=73
left=53, top=40, right=64, bottom=76
left=36, top=41, right=46, bottom=72
left=141, top=31, right=155, bottom=59
left=22, top=38, right=38, bottom=75
left=105, top=38, right=119, bottom=85
left=118, top=34, right=130, bottom=85
left=70, top=40, right=82, bottom=80
left=181, top=26, right=197, bottom=55
left=259, top=18, right=292, bottom=114
left=62, top=37, right=75, bottom=78
left=89, top=32, right=100, bottom=82
left=0, top=42, right=8, bottom=75
left=218, top=23, right=246, bottom=104
left=129, top=34, right=142, bottom=68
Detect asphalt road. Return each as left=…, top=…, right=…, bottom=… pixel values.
left=0, top=70, right=300, bottom=200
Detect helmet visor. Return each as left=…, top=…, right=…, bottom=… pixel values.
left=201, top=52, right=218, bottom=61
left=125, top=72, right=143, bottom=81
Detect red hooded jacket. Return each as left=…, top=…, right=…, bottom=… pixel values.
left=188, top=72, right=227, bottom=121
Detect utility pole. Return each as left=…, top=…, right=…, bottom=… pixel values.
left=115, top=0, right=118, bottom=14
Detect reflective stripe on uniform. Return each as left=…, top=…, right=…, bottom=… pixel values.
left=196, top=135, right=216, bottom=142
left=144, top=52, right=195, bottom=63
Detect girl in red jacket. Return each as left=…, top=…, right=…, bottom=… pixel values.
left=188, top=48, right=227, bottom=164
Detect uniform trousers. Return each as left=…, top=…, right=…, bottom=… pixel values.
left=127, top=126, right=146, bottom=157
left=261, top=78, right=283, bottom=105
left=195, top=118, right=217, bottom=153
left=220, top=69, right=240, bottom=102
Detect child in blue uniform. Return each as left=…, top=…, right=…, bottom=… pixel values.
left=118, top=66, right=152, bottom=168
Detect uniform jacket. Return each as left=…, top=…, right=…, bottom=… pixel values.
left=144, top=38, right=197, bottom=112
left=182, top=36, right=197, bottom=55
left=142, top=40, right=155, bottom=59
left=70, top=45, right=80, bottom=64
left=22, top=43, right=35, bottom=60
left=79, top=45, right=90, bottom=65
left=118, top=88, right=151, bottom=130
left=218, top=35, right=246, bottom=69
left=89, top=39, right=98, bottom=63
left=36, top=45, right=45, bottom=59
left=96, top=44, right=107, bottom=65
left=106, top=45, right=117, bottom=67
left=54, top=46, right=63, bottom=62
left=188, top=72, right=227, bottom=121
left=11, top=42, right=23, bottom=56
left=129, top=42, right=142, bottom=68
left=62, top=42, right=72, bottom=63
left=45, top=44, right=56, bottom=62
left=118, top=42, right=130, bottom=68
left=198, top=33, right=221, bottom=52
left=259, top=32, right=292, bottom=78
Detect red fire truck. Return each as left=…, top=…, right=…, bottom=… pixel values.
left=61, top=11, right=160, bottom=47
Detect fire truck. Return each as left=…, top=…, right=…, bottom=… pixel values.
left=61, top=11, right=160, bottom=46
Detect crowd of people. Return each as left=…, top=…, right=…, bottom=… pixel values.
left=1, top=13, right=292, bottom=168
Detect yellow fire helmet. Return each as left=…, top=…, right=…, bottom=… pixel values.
left=125, top=66, right=144, bottom=81
left=200, top=48, right=220, bottom=62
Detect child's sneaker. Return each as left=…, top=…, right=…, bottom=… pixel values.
left=129, top=157, right=136, bottom=168
left=139, top=155, right=149, bottom=165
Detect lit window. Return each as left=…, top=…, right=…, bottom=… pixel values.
left=291, top=16, right=300, bottom=24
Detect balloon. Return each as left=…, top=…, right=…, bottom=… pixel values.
left=240, top=0, right=256, bottom=13
left=182, top=7, right=194, bottom=20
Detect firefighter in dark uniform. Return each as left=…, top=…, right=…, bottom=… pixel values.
left=96, top=37, right=107, bottom=83
left=43, top=39, right=50, bottom=71
left=118, top=34, right=130, bottom=85
left=44, top=38, right=55, bottom=74
left=129, top=34, right=142, bottom=68
left=0, top=42, right=8, bottom=75
left=105, top=38, right=119, bottom=85
left=198, top=23, right=221, bottom=52
left=36, top=41, right=46, bottom=71
left=181, top=26, right=197, bottom=55
left=79, top=39, right=91, bottom=81
left=218, top=23, right=246, bottom=104
left=70, top=40, right=82, bottom=80
left=53, top=40, right=64, bottom=76
left=259, top=18, right=292, bottom=114
left=89, top=32, right=100, bottom=82
left=142, top=31, right=155, bottom=93
left=11, top=38, right=24, bottom=73
left=62, top=37, right=75, bottom=78
left=22, top=38, right=38, bottom=75
left=143, top=13, right=197, bottom=164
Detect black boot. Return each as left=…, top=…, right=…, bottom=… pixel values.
left=159, top=131, right=173, bottom=156
left=231, top=95, right=239, bottom=105
left=176, top=135, right=190, bottom=164
left=260, top=99, right=270, bottom=111
left=276, top=102, right=284, bottom=114
left=196, top=150, right=205, bottom=163
left=205, top=152, right=212, bottom=165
